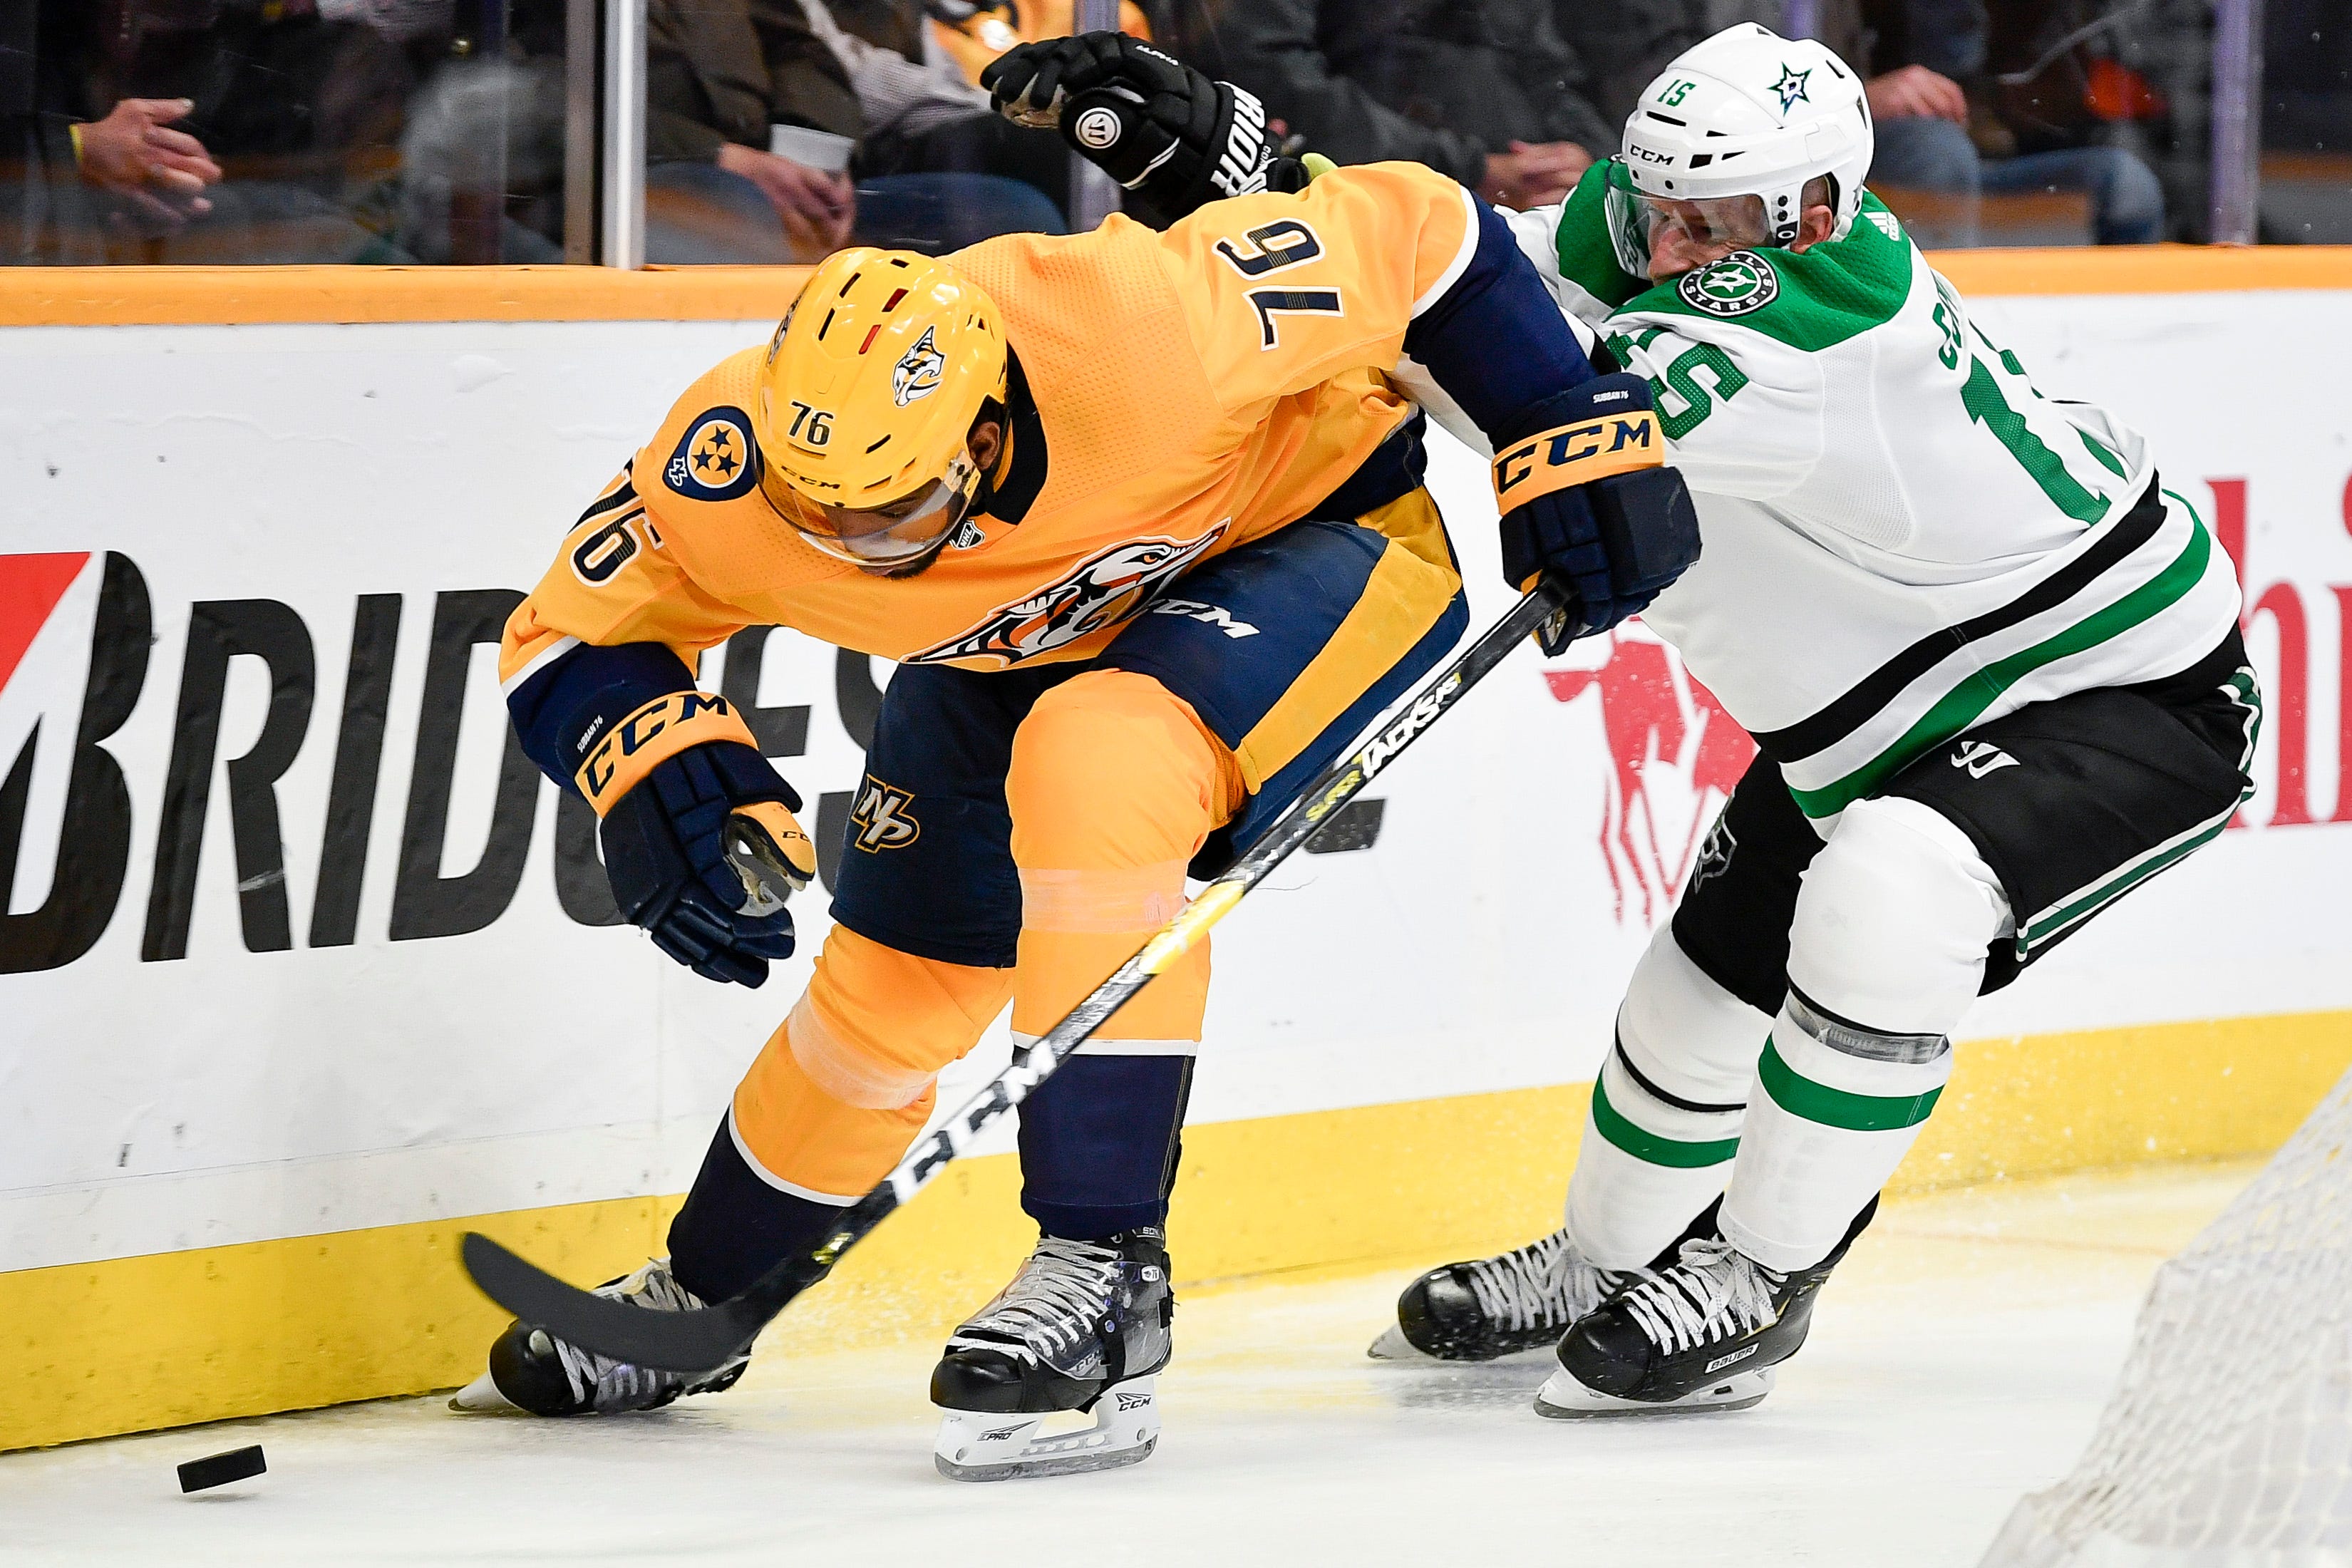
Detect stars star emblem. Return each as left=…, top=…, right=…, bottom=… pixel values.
left=1771, top=64, right=1812, bottom=113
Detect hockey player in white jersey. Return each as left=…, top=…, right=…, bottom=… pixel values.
left=1361, top=24, right=2258, bottom=1416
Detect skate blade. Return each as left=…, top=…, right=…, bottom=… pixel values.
left=448, top=1371, right=520, bottom=1413
left=1366, top=1325, right=1430, bottom=1361
left=933, top=1376, right=1160, bottom=1482
left=1532, top=1365, right=1773, bottom=1420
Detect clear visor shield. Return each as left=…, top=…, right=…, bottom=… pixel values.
left=1604, top=161, right=1783, bottom=272
left=765, top=450, right=980, bottom=566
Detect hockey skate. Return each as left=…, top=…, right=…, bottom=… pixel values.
left=450, top=1257, right=747, bottom=1415
left=1535, top=1209, right=1871, bottom=1418
left=929, top=1229, right=1174, bottom=1481
left=1370, top=1226, right=1640, bottom=1362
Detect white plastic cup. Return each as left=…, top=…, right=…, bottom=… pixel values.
left=769, top=124, right=855, bottom=173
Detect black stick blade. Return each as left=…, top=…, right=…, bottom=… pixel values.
left=458, top=1232, right=760, bottom=1375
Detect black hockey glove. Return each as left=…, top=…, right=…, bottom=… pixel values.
left=981, top=31, right=1278, bottom=229
left=1495, top=373, right=1703, bottom=654
left=599, top=741, right=817, bottom=989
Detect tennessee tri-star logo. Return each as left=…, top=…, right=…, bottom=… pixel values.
left=692, top=423, right=741, bottom=483
left=1772, top=63, right=1811, bottom=113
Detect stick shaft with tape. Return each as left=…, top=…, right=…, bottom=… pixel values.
left=462, top=583, right=1566, bottom=1373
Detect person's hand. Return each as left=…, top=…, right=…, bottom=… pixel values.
left=75, top=98, right=221, bottom=229
left=1865, top=65, right=1969, bottom=123
left=716, top=143, right=855, bottom=257
left=1477, top=140, right=1591, bottom=210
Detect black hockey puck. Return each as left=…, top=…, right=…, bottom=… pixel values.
left=177, top=1445, right=265, bottom=1493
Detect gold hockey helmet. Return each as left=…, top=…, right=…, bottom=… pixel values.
left=756, top=248, right=1010, bottom=567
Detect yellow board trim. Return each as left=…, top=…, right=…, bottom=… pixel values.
left=6, top=1006, right=2347, bottom=1452
left=1, top=248, right=2346, bottom=329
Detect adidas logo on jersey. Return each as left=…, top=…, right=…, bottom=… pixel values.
left=1951, top=741, right=2021, bottom=779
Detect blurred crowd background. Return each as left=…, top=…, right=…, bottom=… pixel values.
left=1, top=0, right=2345, bottom=267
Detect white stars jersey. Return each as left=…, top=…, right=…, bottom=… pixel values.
left=1410, top=160, right=2242, bottom=827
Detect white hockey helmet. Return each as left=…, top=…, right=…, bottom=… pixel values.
left=1620, top=24, right=1874, bottom=246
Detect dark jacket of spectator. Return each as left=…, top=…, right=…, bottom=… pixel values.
left=646, top=0, right=862, bottom=164
left=1215, top=0, right=1614, bottom=188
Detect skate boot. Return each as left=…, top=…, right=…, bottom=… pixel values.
left=1370, top=1226, right=1641, bottom=1363
left=1535, top=1205, right=1872, bottom=1418
left=929, top=1229, right=1174, bottom=1481
left=450, top=1257, right=748, bottom=1415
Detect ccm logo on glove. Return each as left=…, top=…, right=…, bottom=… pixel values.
left=1492, top=408, right=1663, bottom=509
left=574, top=691, right=760, bottom=812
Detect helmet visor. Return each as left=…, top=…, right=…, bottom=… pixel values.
left=1634, top=192, right=1773, bottom=253
left=765, top=450, right=979, bottom=566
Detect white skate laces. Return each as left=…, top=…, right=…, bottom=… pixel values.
left=1463, top=1227, right=1619, bottom=1331
left=1618, top=1239, right=1781, bottom=1354
left=550, top=1261, right=724, bottom=1410
left=948, top=1237, right=1138, bottom=1368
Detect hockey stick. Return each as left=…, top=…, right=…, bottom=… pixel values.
left=460, top=580, right=1568, bottom=1373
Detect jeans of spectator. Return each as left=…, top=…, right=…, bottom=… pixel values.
left=1869, top=115, right=2165, bottom=246
left=644, top=162, right=1066, bottom=264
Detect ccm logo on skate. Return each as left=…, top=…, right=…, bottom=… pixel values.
left=1704, top=1344, right=1760, bottom=1374
left=1114, top=1391, right=1153, bottom=1411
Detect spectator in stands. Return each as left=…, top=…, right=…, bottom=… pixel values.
left=1214, top=0, right=1612, bottom=211
left=793, top=0, right=1069, bottom=249
left=641, top=0, right=1064, bottom=264
left=1554, top=1, right=2164, bottom=245
left=1, top=0, right=407, bottom=262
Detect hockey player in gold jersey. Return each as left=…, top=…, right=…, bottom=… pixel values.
left=460, top=36, right=1698, bottom=1478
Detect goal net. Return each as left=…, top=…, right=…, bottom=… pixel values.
left=1981, top=1063, right=2352, bottom=1567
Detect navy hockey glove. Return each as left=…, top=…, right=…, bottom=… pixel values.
left=981, top=32, right=1278, bottom=228
left=1495, top=373, right=1702, bottom=654
left=599, top=741, right=817, bottom=989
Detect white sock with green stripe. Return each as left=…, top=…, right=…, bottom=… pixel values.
left=1720, top=797, right=2008, bottom=1272
left=1567, top=928, right=1771, bottom=1270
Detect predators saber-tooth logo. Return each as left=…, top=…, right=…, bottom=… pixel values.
left=891, top=326, right=947, bottom=407
left=850, top=778, right=920, bottom=851
left=903, top=528, right=1228, bottom=668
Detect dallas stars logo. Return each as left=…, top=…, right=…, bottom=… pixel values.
left=1771, top=63, right=1811, bottom=113
left=1676, top=252, right=1780, bottom=318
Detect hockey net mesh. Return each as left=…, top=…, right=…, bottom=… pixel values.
left=1981, top=1063, right=2352, bottom=1567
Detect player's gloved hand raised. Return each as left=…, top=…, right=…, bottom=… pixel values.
left=1495, top=373, right=1703, bottom=654
left=599, top=741, right=818, bottom=989
left=981, top=31, right=1277, bottom=228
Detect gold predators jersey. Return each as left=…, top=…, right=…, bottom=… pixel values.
left=500, top=163, right=1485, bottom=686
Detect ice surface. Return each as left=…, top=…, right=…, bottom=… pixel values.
left=0, top=1163, right=2252, bottom=1567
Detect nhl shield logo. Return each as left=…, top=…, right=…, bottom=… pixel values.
left=1678, top=253, right=1780, bottom=318
left=892, top=327, right=947, bottom=407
